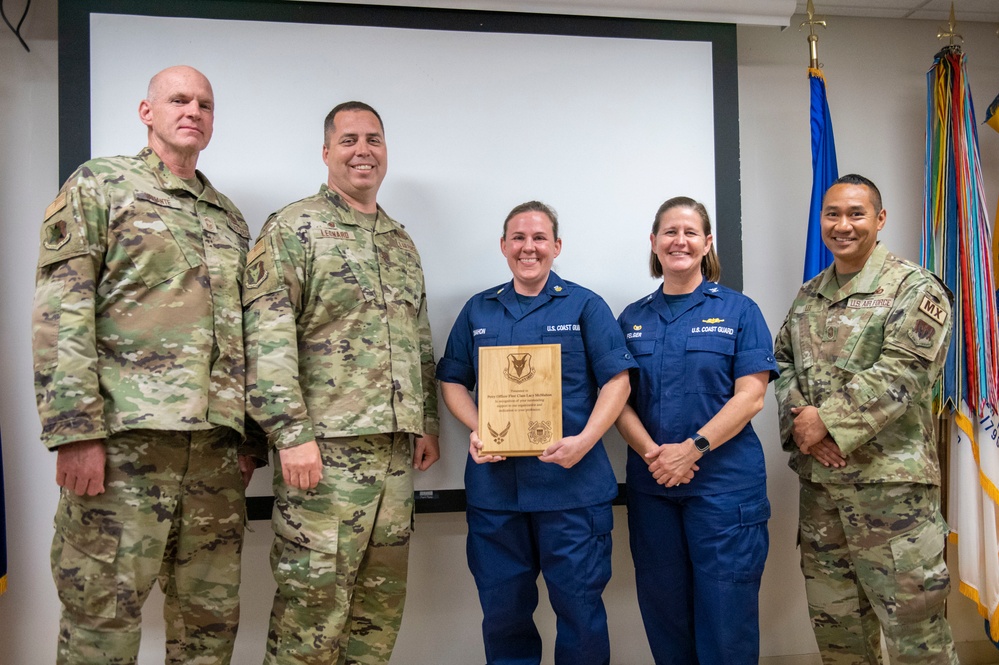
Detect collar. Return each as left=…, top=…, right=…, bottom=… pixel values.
left=486, top=271, right=569, bottom=319
left=318, top=184, right=398, bottom=233
left=817, top=242, right=889, bottom=302
left=138, top=147, right=224, bottom=208
left=641, top=277, right=720, bottom=322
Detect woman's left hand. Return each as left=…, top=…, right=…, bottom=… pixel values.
left=539, top=435, right=592, bottom=469
left=646, top=441, right=700, bottom=487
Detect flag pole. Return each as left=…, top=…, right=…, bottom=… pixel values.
left=800, top=1, right=837, bottom=281
left=801, top=0, right=826, bottom=69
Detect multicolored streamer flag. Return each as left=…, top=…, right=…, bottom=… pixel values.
left=0, top=428, right=6, bottom=596
left=803, top=67, right=838, bottom=281
left=922, top=45, right=999, bottom=641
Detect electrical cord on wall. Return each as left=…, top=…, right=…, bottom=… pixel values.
left=1, top=0, right=31, bottom=53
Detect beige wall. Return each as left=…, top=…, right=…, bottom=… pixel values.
left=3, top=5, right=999, bottom=664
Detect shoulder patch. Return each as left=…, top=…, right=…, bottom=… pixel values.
left=242, top=239, right=283, bottom=304
left=918, top=295, right=947, bottom=325
left=907, top=319, right=937, bottom=348
left=38, top=189, right=89, bottom=268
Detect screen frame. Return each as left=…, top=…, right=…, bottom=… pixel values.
left=57, top=0, right=743, bottom=515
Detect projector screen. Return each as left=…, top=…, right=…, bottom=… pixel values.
left=59, top=0, right=742, bottom=513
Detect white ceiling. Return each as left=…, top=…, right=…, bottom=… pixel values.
left=14, top=0, right=999, bottom=42
left=795, top=0, right=999, bottom=23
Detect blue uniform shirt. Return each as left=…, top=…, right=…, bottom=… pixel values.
left=437, top=272, right=637, bottom=512
left=618, top=279, right=778, bottom=497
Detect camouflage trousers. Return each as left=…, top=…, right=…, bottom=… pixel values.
left=50, top=428, right=245, bottom=665
left=265, top=432, right=414, bottom=665
left=798, top=479, right=957, bottom=665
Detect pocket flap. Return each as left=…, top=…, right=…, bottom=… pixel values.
left=272, top=501, right=340, bottom=554
left=891, top=517, right=947, bottom=573
left=54, top=498, right=122, bottom=564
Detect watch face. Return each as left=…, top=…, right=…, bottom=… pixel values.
left=694, top=435, right=709, bottom=453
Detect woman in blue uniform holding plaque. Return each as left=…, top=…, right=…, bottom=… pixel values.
left=616, top=196, right=778, bottom=664
left=437, top=200, right=635, bottom=665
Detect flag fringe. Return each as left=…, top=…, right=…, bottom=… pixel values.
left=953, top=572, right=999, bottom=641
left=954, top=410, right=999, bottom=504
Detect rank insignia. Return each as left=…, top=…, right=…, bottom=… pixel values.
left=633, top=324, right=642, bottom=331
left=554, top=285, right=563, bottom=292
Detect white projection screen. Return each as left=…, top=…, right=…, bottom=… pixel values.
left=59, top=1, right=742, bottom=514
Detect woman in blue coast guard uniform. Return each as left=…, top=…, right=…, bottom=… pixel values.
left=436, top=201, right=636, bottom=665
left=616, top=196, right=778, bottom=665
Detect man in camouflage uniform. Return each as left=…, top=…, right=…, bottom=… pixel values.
left=774, top=174, right=957, bottom=664
left=243, top=101, right=440, bottom=665
left=32, top=65, right=258, bottom=665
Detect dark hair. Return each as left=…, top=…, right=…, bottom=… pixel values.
left=502, top=201, right=559, bottom=240
left=827, top=173, right=882, bottom=212
left=649, top=196, right=721, bottom=281
left=323, top=101, right=384, bottom=146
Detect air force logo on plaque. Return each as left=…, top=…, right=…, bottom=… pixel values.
left=505, top=352, right=535, bottom=383
left=487, top=421, right=511, bottom=444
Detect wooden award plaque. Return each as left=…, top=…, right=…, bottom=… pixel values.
left=477, top=343, right=562, bottom=456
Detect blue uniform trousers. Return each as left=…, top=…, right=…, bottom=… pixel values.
left=465, top=502, right=614, bottom=665
left=627, top=483, right=770, bottom=665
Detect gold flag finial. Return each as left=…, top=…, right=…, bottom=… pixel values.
left=800, top=0, right=827, bottom=69
left=937, top=2, right=963, bottom=46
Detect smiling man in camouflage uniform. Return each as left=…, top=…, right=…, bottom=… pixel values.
left=243, top=101, right=439, bottom=665
left=32, top=66, right=258, bottom=665
left=774, top=174, right=958, bottom=664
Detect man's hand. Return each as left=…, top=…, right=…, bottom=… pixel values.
left=807, top=436, right=847, bottom=468
left=279, top=440, right=323, bottom=490
left=56, top=439, right=106, bottom=496
left=791, top=406, right=829, bottom=452
left=413, top=434, right=440, bottom=471
left=238, top=454, right=256, bottom=488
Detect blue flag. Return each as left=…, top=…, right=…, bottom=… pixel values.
left=0, top=428, right=6, bottom=596
left=804, top=68, right=839, bottom=281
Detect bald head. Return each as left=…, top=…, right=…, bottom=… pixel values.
left=146, top=65, right=212, bottom=103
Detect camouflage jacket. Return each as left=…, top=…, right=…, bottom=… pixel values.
left=243, top=185, right=439, bottom=450
left=32, top=148, right=252, bottom=449
left=774, top=243, right=952, bottom=484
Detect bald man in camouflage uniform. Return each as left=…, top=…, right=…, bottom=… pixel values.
left=243, top=101, right=439, bottom=665
left=32, top=66, right=257, bottom=665
left=774, top=174, right=958, bottom=664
